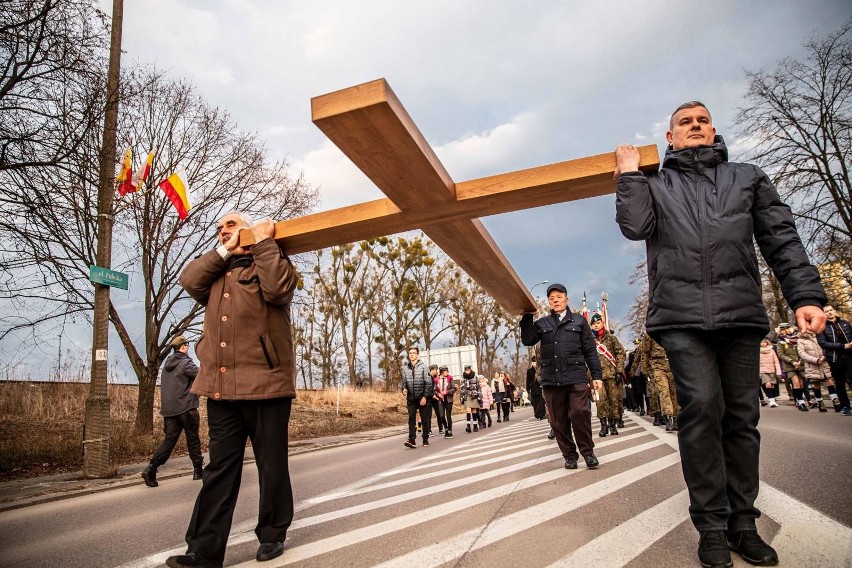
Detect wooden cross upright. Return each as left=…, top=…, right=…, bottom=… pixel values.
left=241, top=79, right=659, bottom=314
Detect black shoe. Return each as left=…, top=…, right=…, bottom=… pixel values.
left=617, top=418, right=625, bottom=428
left=473, top=424, right=479, bottom=432
left=652, top=413, right=662, bottom=426
left=256, top=541, right=284, bottom=562
left=698, top=531, right=733, bottom=568
left=547, top=428, right=556, bottom=440
left=672, top=417, right=679, bottom=431
left=727, top=530, right=778, bottom=566
left=639, top=409, right=646, bottom=416
left=497, top=418, right=502, bottom=422
left=192, top=463, right=204, bottom=481
left=584, top=454, right=599, bottom=468
left=599, top=420, right=609, bottom=437
left=608, top=418, right=619, bottom=436
left=444, top=430, right=453, bottom=438
left=833, top=398, right=842, bottom=412
left=665, top=416, right=675, bottom=432
left=564, top=458, right=578, bottom=469
left=404, top=439, right=416, bottom=448
left=166, top=553, right=221, bottom=568
left=141, top=464, right=158, bottom=488
left=465, top=424, right=472, bottom=433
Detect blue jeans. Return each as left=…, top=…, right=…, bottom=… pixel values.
left=657, top=328, right=764, bottom=533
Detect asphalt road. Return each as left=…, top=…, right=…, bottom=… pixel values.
left=0, top=403, right=850, bottom=568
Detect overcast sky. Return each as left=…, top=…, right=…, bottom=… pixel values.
left=5, top=1, right=851, bottom=379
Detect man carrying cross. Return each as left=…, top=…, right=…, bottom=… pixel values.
left=615, top=101, right=827, bottom=568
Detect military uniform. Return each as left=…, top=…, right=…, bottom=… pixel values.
left=593, top=329, right=626, bottom=435
left=637, top=333, right=679, bottom=426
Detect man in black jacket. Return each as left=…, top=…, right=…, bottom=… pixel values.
left=520, top=283, right=603, bottom=470
left=615, top=101, right=827, bottom=568
left=817, top=305, right=852, bottom=415
left=141, top=335, right=203, bottom=488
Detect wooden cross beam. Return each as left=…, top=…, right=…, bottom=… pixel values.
left=241, top=79, right=659, bottom=314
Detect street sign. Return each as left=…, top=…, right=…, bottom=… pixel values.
left=89, top=265, right=129, bottom=290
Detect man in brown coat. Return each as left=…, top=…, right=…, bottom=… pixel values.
left=167, top=212, right=299, bottom=568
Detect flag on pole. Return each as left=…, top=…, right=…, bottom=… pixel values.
left=116, top=148, right=135, bottom=196
left=601, top=291, right=610, bottom=331
left=581, top=291, right=591, bottom=322
left=158, top=168, right=192, bottom=219
left=132, top=149, right=155, bottom=189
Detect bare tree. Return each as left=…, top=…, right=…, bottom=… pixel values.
left=0, top=66, right=317, bottom=432
left=735, top=21, right=851, bottom=271
left=0, top=0, right=108, bottom=172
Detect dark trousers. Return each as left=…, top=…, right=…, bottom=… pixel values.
left=151, top=408, right=203, bottom=467
left=658, top=329, right=763, bottom=533
left=185, top=398, right=293, bottom=566
left=479, top=408, right=492, bottom=426
left=630, top=375, right=647, bottom=412
left=440, top=399, right=453, bottom=432
left=828, top=359, right=851, bottom=409
left=530, top=391, right=546, bottom=418
left=430, top=398, right=446, bottom=431
left=542, top=384, right=595, bottom=460
left=407, top=399, right=430, bottom=440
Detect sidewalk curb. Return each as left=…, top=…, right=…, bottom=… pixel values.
left=0, top=424, right=408, bottom=513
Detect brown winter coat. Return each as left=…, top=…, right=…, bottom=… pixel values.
left=180, top=238, right=299, bottom=401
left=796, top=333, right=833, bottom=382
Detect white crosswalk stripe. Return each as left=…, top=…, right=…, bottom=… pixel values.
left=120, top=412, right=852, bottom=568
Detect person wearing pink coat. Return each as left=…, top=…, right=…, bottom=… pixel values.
left=758, top=339, right=782, bottom=407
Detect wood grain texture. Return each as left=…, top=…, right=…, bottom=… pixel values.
left=241, top=78, right=661, bottom=314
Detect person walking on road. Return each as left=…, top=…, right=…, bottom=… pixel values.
left=527, top=359, right=547, bottom=420
left=459, top=365, right=482, bottom=433
left=759, top=338, right=782, bottom=408
left=615, top=101, right=826, bottom=568
left=798, top=330, right=836, bottom=412
left=168, top=212, right=300, bottom=568
left=817, top=305, right=852, bottom=415
left=478, top=375, right=494, bottom=428
left=141, top=335, right=203, bottom=488
left=436, top=366, right=456, bottom=437
left=520, top=283, right=603, bottom=471
left=402, top=346, right=433, bottom=448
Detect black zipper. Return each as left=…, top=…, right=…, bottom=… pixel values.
left=695, top=149, right=713, bottom=326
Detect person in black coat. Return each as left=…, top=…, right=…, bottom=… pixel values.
left=520, top=283, right=603, bottom=471
left=615, top=101, right=827, bottom=568
left=526, top=359, right=546, bottom=419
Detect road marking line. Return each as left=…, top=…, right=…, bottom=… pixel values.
left=756, top=482, right=852, bottom=567
left=371, top=453, right=682, bottom=568
left=229, top=445, right=677, bottom=567
left=547, top=489, right=691, bottom=567
left=289, top=439, right=666, bottom=532
left=306, top=430, right=648, bottom=504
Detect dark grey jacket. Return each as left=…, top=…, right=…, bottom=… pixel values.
left=616, top=136, right=826, bottom=333
left=402, top=359, right=434, bottom=400
left=160, top=351, right=200, bottom=417
left=520, top=311, right=602, bottom=386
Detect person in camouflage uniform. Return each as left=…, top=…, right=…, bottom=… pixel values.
left=589, top=314, right=626, bottom=436
left=636, top=331, right=680, bottom=431
left=776, top=324, right=809, bottom=411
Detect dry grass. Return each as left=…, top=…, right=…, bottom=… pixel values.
left=0, top=382, right=422, bottom=481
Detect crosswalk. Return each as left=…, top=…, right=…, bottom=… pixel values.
left=123, top=413, right=852, bottom=567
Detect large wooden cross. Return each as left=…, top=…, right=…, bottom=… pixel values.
left=242, top=79, right=659, bottom=314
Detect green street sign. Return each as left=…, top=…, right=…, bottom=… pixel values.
left=89, top=265, right=129, bottom=290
